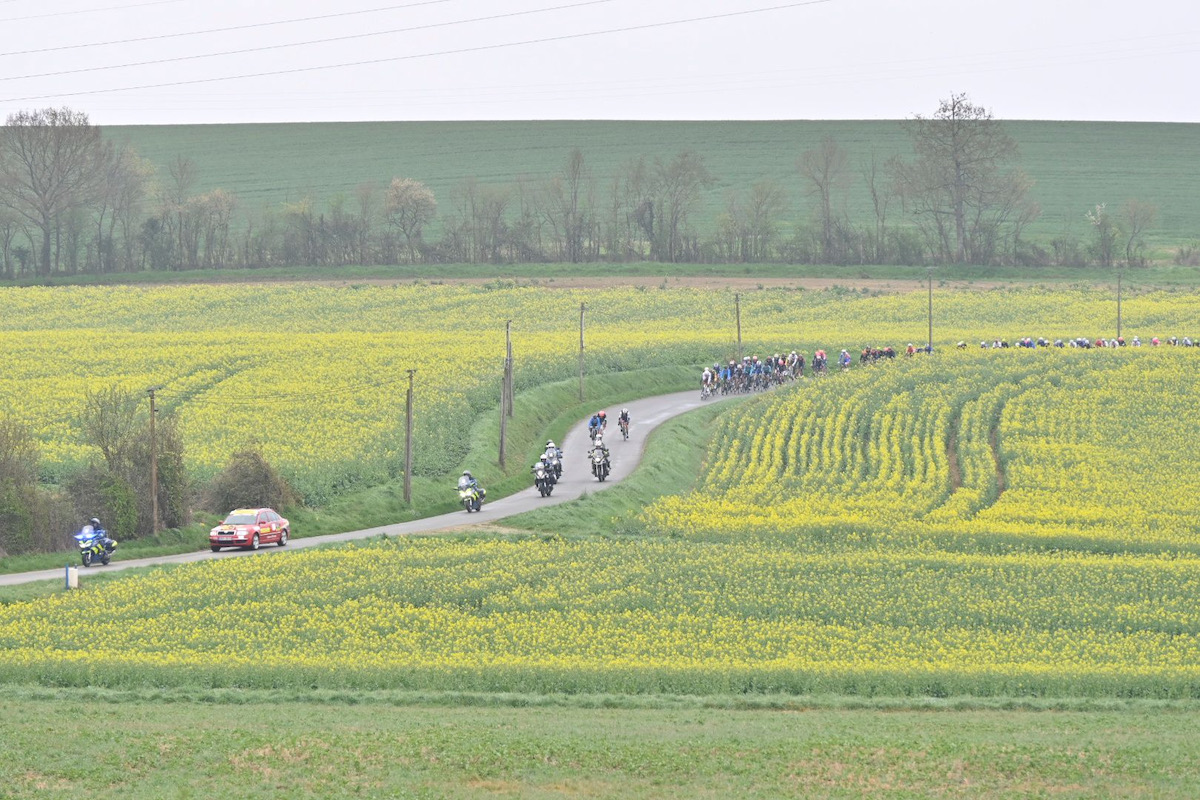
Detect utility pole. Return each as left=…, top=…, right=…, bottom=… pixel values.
left=404, top=369, right=415, bottom=504
left=927, top=268, right=934, bottom=354
left=500, top=320, right=514, bottom=469
left=579, top=302, right=586, bottom=403
left=499, top=367, right=508, bottom=469
left=735, top=293, right=743, bottom=361
left=1117, top=270, right=1123, bottom=340
left=146, top=385, right=163, bottom=533
left=505, top=319, right=514, bottom=419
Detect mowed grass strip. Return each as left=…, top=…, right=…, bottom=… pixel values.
left=1, top=694, right=1196, bottom=799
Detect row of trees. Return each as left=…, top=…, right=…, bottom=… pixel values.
left=0, top=98, right=1169, bottom=277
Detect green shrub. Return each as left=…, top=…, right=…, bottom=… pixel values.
left=203, top=448, right=299, bottom=513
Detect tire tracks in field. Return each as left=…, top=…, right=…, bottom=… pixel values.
left=946, top=406, right=964, bottom=492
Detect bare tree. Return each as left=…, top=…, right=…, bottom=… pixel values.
left=895, top=93, right=1037, bottom=264
left=651, top=151, right=713, bottom=263
left=384, top=178, right=437, bottom=264
left=0, top=107, right=108, bottom=276
left=510, top=176, right=545, bottom=262
left=798, top=135, right=849, bottom=263
left=80, top=387, right=143, bottom=475
left=718, top=181, right=786, bottom=262
left=474, top=185, right=510, bottom=263
left=861, top=151, right=896, bottom=264
left=0, top=417, right=38, bottom=488
left=93, top=143, right=151, bottom=273
left=0, top=207, right=21, bottom=279
left=1086, top=203, right=1119, bottom=268
left=609, top=156, right=650, bottom=261
left=1121, top=199, right=1156, bottom=267
left=165, top=156, right=197, bottom=269
left=541, top=148, right=592, bottom=263
left=195, top=189, right=237, bottom=267
left=355, top=182, right=379, bottom=265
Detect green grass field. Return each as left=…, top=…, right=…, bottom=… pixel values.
left=4, top=689, right=1199, bottom=798
left=107, top=119, right=1200, bottom=246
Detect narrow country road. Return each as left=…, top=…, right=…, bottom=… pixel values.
left=1, top=389, right=736, bottom=587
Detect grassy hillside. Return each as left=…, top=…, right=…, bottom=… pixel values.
left=107, top=120, right=1200, bottom=245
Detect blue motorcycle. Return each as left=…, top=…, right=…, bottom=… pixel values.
left=74, top=525, right=118, bottom=567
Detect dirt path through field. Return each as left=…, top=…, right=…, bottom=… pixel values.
left=296, top=275, right=1007, bottom=293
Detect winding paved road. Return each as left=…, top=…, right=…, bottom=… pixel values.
left=1, top=389, right=736, bottom=587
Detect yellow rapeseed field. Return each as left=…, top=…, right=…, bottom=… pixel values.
left=643, top=350, right=1200, bottom=551
left=3, top=283, right=1198, bottom=499
left=2, top=537, right=1199, bottom=696
left=5, top=283, right=1200, bottom=697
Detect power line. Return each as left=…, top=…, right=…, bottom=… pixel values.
left=0, top=0, right=186, bottom=23
left=0, top=0, right=836, bottom=103
left=0, top=0, right=621, bottom=83
left=0, top=0, right=464, bottom=58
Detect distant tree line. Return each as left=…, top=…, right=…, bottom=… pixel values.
left=0, top=97, right=1183, bottom=279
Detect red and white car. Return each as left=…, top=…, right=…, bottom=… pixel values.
left=209, top=508, right=289, bottom=552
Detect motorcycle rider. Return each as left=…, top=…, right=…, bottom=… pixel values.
left=458, top=470, right=485, bottom=501
left=532, top=456, right=553, bottom=485
left=84, top=517, right=116, bottom=553
left=588, top=433, right=610, bottom=470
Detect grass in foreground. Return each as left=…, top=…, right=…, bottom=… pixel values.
left=3, top=691, right=1198, bottom=799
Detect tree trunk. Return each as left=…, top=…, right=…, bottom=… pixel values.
left=41, top=220, right=51, bottom=276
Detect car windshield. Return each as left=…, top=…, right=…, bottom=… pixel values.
left=223, top=513, right=257, bottom=524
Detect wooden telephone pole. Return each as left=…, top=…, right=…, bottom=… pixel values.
left=146, top=385, right=163, bottom=533
left=404, top=369, right=415, bottom=503
left=578, top=302, right=586, bottom=402
left=1117, top=270, right=1123, bottom=340
left=735, top=293, right=743, bottom=361
left=927, top=268, right=934, bottom=354
left=500, top=320, right=513, bottom=468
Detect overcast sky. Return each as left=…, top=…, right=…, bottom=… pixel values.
left=0, top=0, right=1195, bottom=125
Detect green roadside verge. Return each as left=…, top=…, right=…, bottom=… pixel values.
left=0, top=366, right=699, bottom=578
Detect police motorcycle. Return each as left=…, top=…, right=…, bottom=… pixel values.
left=589, top=436, right=611, bottom=482
left=533, top=458, right=554, bottom=497
left=543, top=441, right=563, bottom=480
left=457, top=472, right=484, bottom=512
left=74, top=518, right=118, bottom=567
